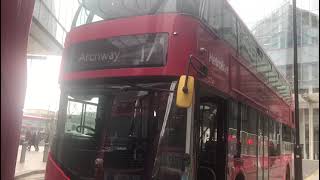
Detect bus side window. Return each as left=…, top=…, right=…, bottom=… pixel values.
left=269, top=120, right=281, bottom=156
left=207, top=0, right=223, bottom=31
left=199, top=0, right=210, bottom=22
left=240, top=105, right=257, bottom=156
left=269, top=120, right=275, bottom=156
left=276, top=122, right=281, bottom=155
left=228, top=101, right=238, bottom=157
left=178, top=0, right=199, bottom=16
left=65, top=100, right=83, bottom=133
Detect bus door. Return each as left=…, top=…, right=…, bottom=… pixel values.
left=196, top=94, right=227, bottom=180
left=268, top=120, right=282, bottom=180
left=257, top=115, right=269, bottom=180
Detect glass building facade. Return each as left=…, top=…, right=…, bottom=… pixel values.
left=252, top=2, right=319, bottom=160
left=31, top=0, right=80, bottom=46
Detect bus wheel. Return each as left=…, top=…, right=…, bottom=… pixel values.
left=235, top=173, right=245, bottom=180
left=286, top=167, right=290, bottom=180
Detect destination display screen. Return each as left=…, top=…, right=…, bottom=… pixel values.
left=64, top=33, right=168, bottom=72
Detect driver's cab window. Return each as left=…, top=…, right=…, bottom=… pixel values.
left=65, top=96, right=98, bottom=136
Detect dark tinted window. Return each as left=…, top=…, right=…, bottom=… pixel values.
left=282, top=125, right=292, bottom=142
left=177, top=0, right=199, bottom=15
left=282, top=124, right=293, bottom=154
left=311, top=15, right=318, bottom=28
left=228, top=101, right=238, bottom=157
left=269, top=120, right=280, bottom=156
left=241, top=105, right=257, bottom=155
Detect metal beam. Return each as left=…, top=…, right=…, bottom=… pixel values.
left=293, top=0, right=303, bottom=179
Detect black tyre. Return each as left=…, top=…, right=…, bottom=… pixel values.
left=236, top=173, right=245, bottom=180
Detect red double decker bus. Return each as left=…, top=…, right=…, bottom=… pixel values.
left=45, top=0, right=295, bottom=180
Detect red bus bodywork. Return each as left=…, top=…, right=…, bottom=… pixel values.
left=46, top=13, right=294, bottom=180
left=20, top=115, right=50, bottom=133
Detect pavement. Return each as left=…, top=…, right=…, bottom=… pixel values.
left=305, top=169, right=319, bottom=180
left=303, top=159, right=319, bottom=180
left=13, top=146, right=319, bottom=180
left=15, top=145, right=46, bottom=180
left=17, top=173, right=45, bottom=180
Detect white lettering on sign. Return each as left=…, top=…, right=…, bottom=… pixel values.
left=78, top=51, right=120, bottom=63
left=208, top=52, right=229, bottom=74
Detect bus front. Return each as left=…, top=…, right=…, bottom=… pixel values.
left=45, top=1, right=199, bottom=180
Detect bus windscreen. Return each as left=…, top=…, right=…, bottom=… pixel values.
left=51, top=81, right=189, bottom=180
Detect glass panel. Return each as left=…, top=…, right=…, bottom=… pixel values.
left=220, top=2, right=238, bottom=49
left=226, top=0, right=294, bottom=104
left=280, top=32, right=286, bottom=48
left=313, top=109, right=319, bottom=160
left=269, top=120, right=278, bottom=156
left=299, top=88, right=308, bottom=94
left=257, top=60, right=272, bottom=81
left=301, top=63, right=310, bottom=81
left=73, top=0, right=181, bottom=27
left=311, top=15, right=318, bottom=28
left=228, top=101, right=238, bottom=157
left=240, top=105, right=258, bottom=179
left=76, top=7, right=89, bottom=27
left=65, top=100, right=84, bottom=134
left=305, top=109, right=309, bottom=159
left=311, top=62, right=319, bottom=81
left=269, top=68, right=279, bottom=87
left=92, top=15, right=103, bottom=22
left=207, top=0, right=223, bottom=31
left=52, top=82, right=190, bottom=179
left=177, top=0, right=199, bottom=15
left=65, top=97, right=99, bottom=136
left=198, top=99, right=225, bottom=180
left=302, top=11, right=310, bottom=26
left=239, top=22, right=258, bottom=67
left=84, top=104, right=98, bottom=131
left=155, top=94, right=189, bottom=180
left=271, top=35, right=280, bottom=49
left=282, top=124, right=293, bottom=155
left=157, top=108, right=187, bottom=180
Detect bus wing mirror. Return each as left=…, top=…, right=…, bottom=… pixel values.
left=176, top=75, right=194, bottom=108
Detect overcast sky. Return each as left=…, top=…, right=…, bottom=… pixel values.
left=24, top=56, right=61, bottom=111
left=228, top=0, right=287, bottom=28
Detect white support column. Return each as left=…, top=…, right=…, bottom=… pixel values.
left=309, top=105, right=314, bottom=160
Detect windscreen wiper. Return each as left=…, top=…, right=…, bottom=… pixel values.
left=121, top=81, right=174, bottom=93
left=122, top=85, right=174, bottom=93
